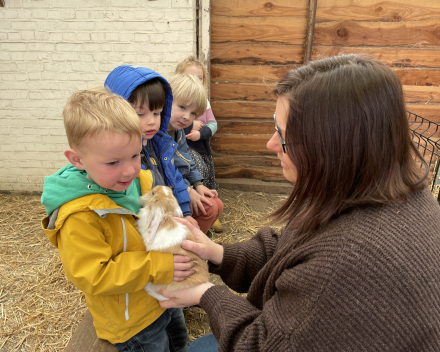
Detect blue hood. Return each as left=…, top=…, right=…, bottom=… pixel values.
left=104, top=65, right=173, bottom=135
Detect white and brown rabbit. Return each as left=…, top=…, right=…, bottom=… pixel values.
left=137, top=185, right=209, bottom=301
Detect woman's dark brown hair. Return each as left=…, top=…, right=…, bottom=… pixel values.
left=271, top=54, right=427, bottom=234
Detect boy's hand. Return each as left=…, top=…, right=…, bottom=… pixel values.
left=186, top=130, right=201, bottom=141
left=173, top=254, right=195, bottom=282
left=195, top=184, right=218, bottom=198
left=189, top=187, right=212, bottom=216
left=159, top=282, right=214, bottom=309
left=192, top=120, right=204, bottom=131
left=184, top=215, right=199, bottom=229
left=174, top=217, right=224, bottom=265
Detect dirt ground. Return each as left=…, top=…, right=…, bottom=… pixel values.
left=0, top=188, right=287, bottom=351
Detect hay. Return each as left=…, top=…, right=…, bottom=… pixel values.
left=0, top=190, right=286, bottom=350
left=0, top=194, right=87, bottom=352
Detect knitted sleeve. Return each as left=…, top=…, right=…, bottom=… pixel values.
left=201, top=244, right=335, bottom=352
left=209, top=227, right=280, bottom=293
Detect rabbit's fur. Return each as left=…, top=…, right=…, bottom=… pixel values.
left=137, top=185, right=209, bottom=301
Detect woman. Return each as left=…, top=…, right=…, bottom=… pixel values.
left=160, top=55, right=440, bottom=351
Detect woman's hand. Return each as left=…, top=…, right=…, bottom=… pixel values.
left=184, top=215, right=198, bottom=229
left=159, top=282, right=214, bottom=309
left=186, top=130, right=201, bottom=141
left=189, top=187, right=212, bottom=216
left=174, top=217, right=224, bottom=265
left=195, top=184, right=218, bottom=198
left=173, top=254, right=195, bottom=282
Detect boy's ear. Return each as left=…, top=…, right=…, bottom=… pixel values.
left=64, top=148, right=86, bottom=170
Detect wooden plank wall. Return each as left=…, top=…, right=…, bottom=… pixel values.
left=210, top=0, right=440, bottom=183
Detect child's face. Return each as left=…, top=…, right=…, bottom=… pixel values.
left=183, top=65, right=204, bottom=84
left=77, top=131, right=142, bottom=192
left=169, top=101, right=199, bottom=130
left=133, top=102, right=162, bottom=140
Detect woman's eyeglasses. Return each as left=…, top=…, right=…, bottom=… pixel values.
left=273, top=112, right=286, bottom=153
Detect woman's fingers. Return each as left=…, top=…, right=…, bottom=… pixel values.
left=174, top=217, right=198, bottom=233
left=174, top=217, right=223, bottom=264
left=175, top=217, right=207, bottom=242
left=180, top=239, right=203, bottom=256
left=159, top=283, right=214, bottom=309
left=182, top=216, right=199, bottom=230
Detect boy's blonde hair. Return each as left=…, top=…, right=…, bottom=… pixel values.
left=169, top=74, right=207, bottom=117
left=63, top=86, right=142, bottom=149
left=175, top=56, right=208, bottom=86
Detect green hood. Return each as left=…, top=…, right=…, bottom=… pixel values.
left=41, top=164, right=141, bottom=215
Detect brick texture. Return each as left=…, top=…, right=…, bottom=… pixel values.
left=0, top=0, right=197, bottom=193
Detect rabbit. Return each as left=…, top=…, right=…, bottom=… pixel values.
left=137, top=185, right=210, bottom=301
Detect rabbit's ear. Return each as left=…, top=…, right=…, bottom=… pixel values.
left=146, top=207, right=164, bottom=243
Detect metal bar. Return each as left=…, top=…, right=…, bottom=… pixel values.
left=304, top=0, right=318, bottom=64
left=407, top=111, right=440, bottom=202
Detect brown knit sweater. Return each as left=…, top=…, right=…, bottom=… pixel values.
left=200, top=188, right=440, bottom=351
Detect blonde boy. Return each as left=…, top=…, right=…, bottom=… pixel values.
left=167, top=74, right=223, bottom=236
left=40, top=87, right=192, bottom=351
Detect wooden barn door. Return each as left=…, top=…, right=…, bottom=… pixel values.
left=209, top=0, right=440, bottom=188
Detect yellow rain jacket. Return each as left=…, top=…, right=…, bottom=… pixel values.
left=41, top=168, right=173, bottom=344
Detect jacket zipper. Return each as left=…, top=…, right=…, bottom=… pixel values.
left=121, top=216, right=129, bottom=321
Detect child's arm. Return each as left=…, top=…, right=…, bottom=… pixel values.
left=187, top=101, right=217, bottom=141
left=187, top=108, right=217, bottom=142
left=184, top=215, right=199, bottom=228
left=57, top=213, right=175, bottom=295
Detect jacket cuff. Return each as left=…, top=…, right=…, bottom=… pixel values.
left=149, top=251, right=174, bottom=285
left=192, top=181, right=203, bottom=188
left=181, top=203, right=192, bottom=217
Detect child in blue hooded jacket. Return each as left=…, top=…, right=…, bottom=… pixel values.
left=105, top=65, right=198, bottom=229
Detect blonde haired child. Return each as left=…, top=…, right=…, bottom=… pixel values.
left=168, top=73, right=223, bottom=236
left=63, top=86, right=141, bottom=149
left=175, top=56, right=223, bottom=232
left=41, top=86, right=193, bottom=351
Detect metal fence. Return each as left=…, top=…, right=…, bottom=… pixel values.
left=407, top=111, right=440, bottom=203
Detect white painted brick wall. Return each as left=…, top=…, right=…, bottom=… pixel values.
left=0, top=0, right=197, bottom=193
